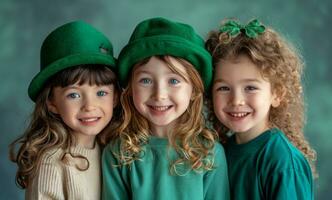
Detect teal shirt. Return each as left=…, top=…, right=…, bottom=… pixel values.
left=226, top=128, right=313, bottom=200
left=102, top=136, right=230, bottom=200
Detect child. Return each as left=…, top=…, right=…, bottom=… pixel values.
left=102, top=17, right=230, bottom=199
left=205, top=19, right=317, bottom=199
left=9, top=21, right=120, bottom=200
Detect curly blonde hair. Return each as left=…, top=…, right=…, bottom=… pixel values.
left=112, top=56, right=217, bottom=174
left=205, top=20, right=317, bottom=175
left=9, top=65, right=121, bottom=188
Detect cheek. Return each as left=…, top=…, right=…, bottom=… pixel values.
left=104, top=98, right=115, bottom=113
left=213, top=102, right=226, bottom=124
left=105, top=107, right=114, bottom=119
left=213, top=93, right=225, bottom=108
left=132, top=88, right=145, bottom=104
left=58, top=107, right=75, bottom=124
left=131, top=88, right=147, bottom=114
left=213, top=96, right=224, bottom=114
left=182, top=86, right=193, bottom=101
left=175, top=86, right=193, bottom=107
left=58, top=102, right=75, bottom=114
left=251, top=93, right=270, bottom=106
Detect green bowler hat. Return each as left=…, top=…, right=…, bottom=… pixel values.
left=118, top=17, right=212, bottom=90
left=28, top=21, right=116, bottom=102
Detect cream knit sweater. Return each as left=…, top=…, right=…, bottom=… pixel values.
left=25, top=144, right=101, bottom=200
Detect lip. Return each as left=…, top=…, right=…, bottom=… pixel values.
left=226, top=112, right=251, bottom=121
left=148, top=105, right=173, bottom=114
left=79, top=117, right=101, bottom=125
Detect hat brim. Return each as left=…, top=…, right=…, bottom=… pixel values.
left=28, top=53, right=116, bottom=101
left=118, top=35, right=212, bottom=90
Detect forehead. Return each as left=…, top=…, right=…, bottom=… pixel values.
left=134, top=56, right=187, bottom=76
left=214, top=54, right=264, bottom=82
left=53, top=83, right=113, bottom=91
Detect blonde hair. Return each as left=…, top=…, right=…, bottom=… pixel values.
left=205, top=20, right=317, bottom=176
left=9, top=65, right=121, bottom=188
left=112, top=56, right=217, bottom=174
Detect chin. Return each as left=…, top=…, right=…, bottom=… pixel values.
left=228, top=126, right=251, bottom=134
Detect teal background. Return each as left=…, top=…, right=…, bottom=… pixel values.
left=1, top=0, right=331, bottom=199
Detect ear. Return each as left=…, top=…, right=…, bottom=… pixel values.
left=271, top=89, right=285, bottom=108
left=46, top=99, right=59, bottom=114
left=271, top=96, right=280, bottom=108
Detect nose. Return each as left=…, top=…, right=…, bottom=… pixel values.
left=82, top=95, right=97, bottom=111
left=230, top=90, right=245, bottom=106
left=152, top=82, right=167, bottom=101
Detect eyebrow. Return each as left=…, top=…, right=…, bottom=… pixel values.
left=213, top=78, right=224, bottom=83
left=134, top=69, right=150, bottom=74
left=134, top=69, right=179, bottom=76
left=64, top=85, right=80, bottom=90
left=214, top=78, right=263, bottom=83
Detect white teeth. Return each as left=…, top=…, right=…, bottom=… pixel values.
left=80, top=117, right=99, bottom=122
left=229, top=113, right=248, bottom=118
left=150, top=106, right=171, bottom=111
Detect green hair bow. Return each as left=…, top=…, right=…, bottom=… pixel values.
left=220, top=19, right=265, bottom=38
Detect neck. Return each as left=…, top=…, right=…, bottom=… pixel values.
left=72, top=133, right=96, bottom=149
left=149, top=122, right=175, bottom=138
left=234, top=126, right=270, bottom=144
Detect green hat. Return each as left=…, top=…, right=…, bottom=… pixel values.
left=118, top=17, right=212, bottom=90
left=28, top=21, right=116, bottom=101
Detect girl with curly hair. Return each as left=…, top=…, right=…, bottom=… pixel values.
left=9, top=21, right=121, bottom=200
left=205, top=19, right=316, bottom=199
left=102, top=17, right=230, bottom=199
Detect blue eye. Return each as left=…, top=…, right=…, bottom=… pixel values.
left=140, top=78, right=152, bottom=84
left=97, top=90, right=107, bottom=96
left=169, top=78, right=179, bottom=85
left=67, top=93, right=80, bottom=99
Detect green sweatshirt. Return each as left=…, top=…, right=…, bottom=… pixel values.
left=102, top=136, right=230, bottom=200
left=226, top=128, right=313, bottom=200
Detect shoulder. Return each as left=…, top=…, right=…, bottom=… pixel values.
left=102, top=139, right=122, bottom=164
left=103, top=138, right=121, bottom=154
left=213, top=142, right=226, bottom=155
left=259, top=128, right=310, bottom=171
left=263, top=129, right=304, bottom=160
left=34, top=148, right=65, bottom=179
left=212, top=142, right=227, bottom=166
left=29, top=149, right=64, bottom=190
left=39, top=148, right=65, bottom=165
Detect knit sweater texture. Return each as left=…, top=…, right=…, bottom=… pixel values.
left=25, top=144, right=101, bottom=200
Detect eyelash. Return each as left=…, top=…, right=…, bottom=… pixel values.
left=215, top=86, right=258, bottom=92
left=139, top=78, right=152, bottom=84
left=216, top=86, right=229, bottom=91
left=169, top=78, right=180, bottom=85
left=65, top=90, right=109, bottom=99
left=97, top=90, right=108, bottom=96
left=67, top=93, right=80, bottom=99
left=138, top=78, right=181, bottom=85
left=245, top=86, right=258, bottom=91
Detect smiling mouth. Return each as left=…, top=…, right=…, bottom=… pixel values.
left=227, top=112, right=250, bottom=118
left=79, top=117, right=100, bottom=122
left=148, top=105, right=173, bottom=111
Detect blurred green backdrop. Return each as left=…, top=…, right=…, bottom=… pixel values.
left=1, top=0, right=331, bottom=199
